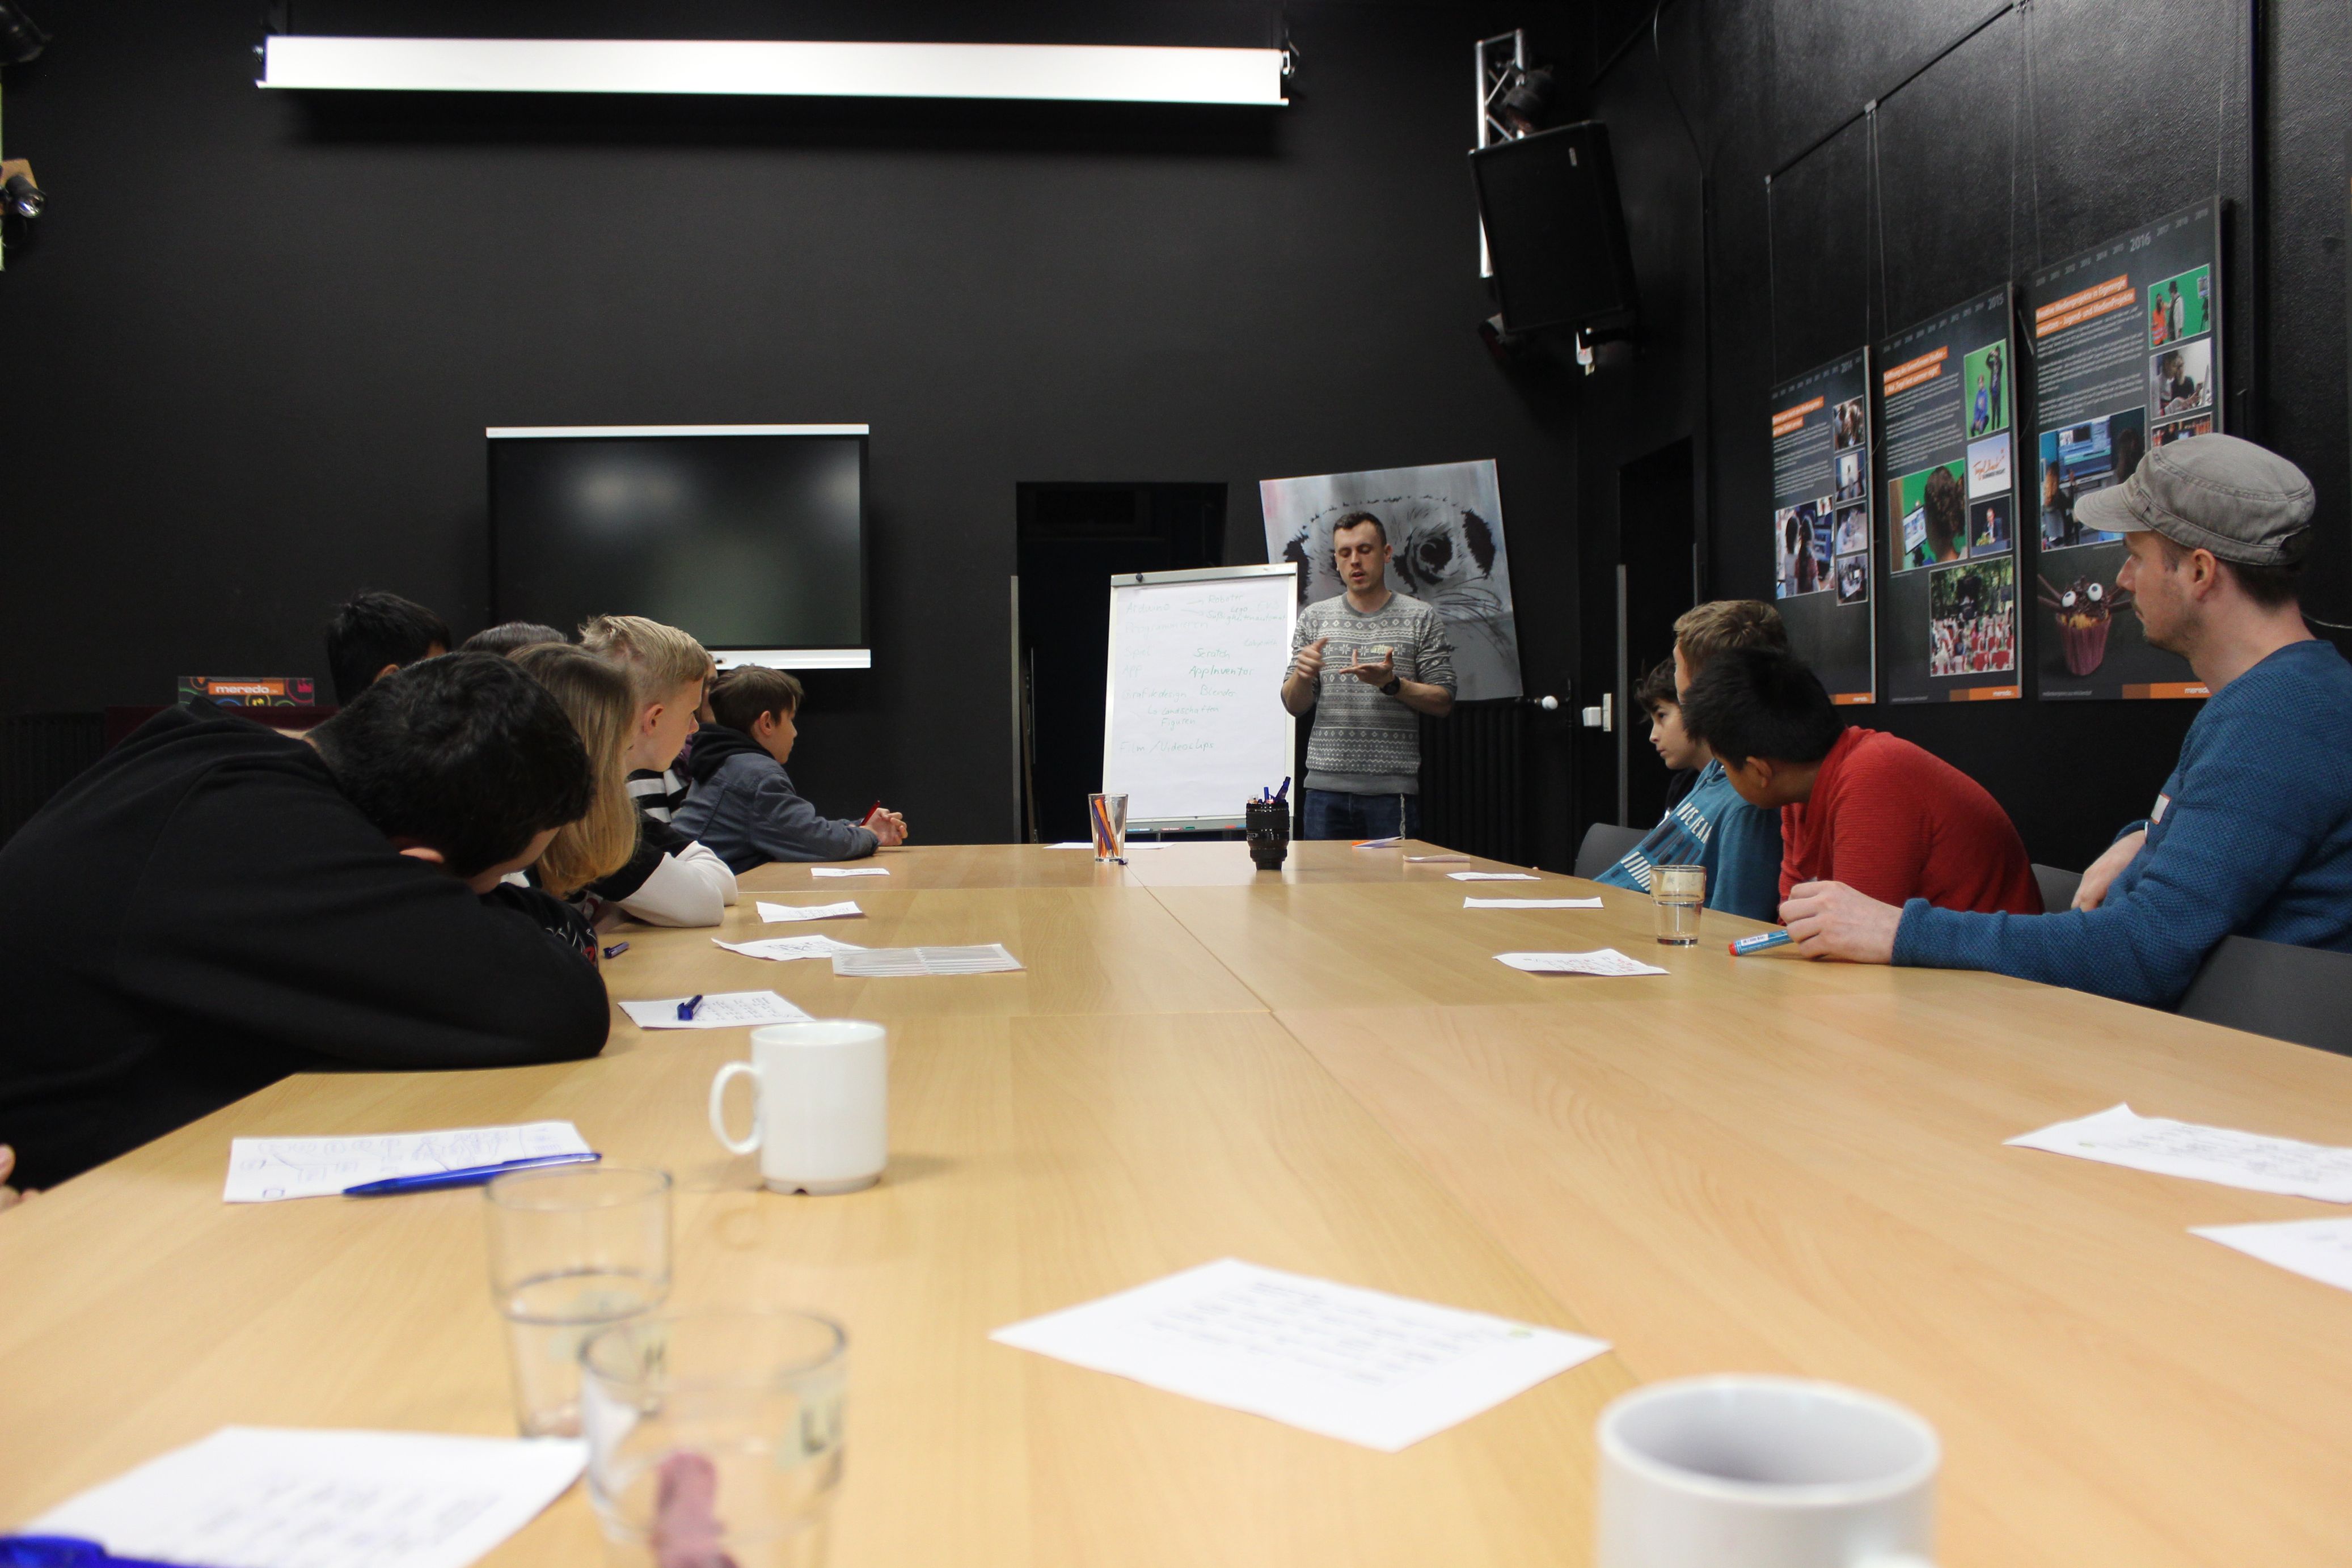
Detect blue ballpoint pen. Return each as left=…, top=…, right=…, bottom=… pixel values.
left=341, top=1151, right=601, bottom=1197
left=1, top=1535, right=202, bottom=1568
left=678, top=994, right=704, bottom=1020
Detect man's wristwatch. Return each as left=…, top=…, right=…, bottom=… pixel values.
left=1379, top=675, right=1403, bottom=696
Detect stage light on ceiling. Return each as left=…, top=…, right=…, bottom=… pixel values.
left=1500, top=66, right=1556, bottom=136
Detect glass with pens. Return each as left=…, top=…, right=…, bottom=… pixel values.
left=582, top=1308, right=847, bottom=1568
left=1087, top=791, right=1129, bottom=863
left=1652, top=864, right=1706, bottom=946
left=485, top=1164, right=672, bottom=1436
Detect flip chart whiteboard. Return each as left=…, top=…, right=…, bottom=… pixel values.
left=1101, top=564, right=1298, bottom=831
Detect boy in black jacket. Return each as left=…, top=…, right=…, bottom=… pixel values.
left=0, top=653, right=612, bottom=1188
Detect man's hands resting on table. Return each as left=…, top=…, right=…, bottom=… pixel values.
left=1779, top=881, right=1902, bottom=964
left=0, top=1144, right=32, bottom=1211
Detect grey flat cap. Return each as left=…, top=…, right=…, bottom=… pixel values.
left=2076, top=433, right=2313, bottom=566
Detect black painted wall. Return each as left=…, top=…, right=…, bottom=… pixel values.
left=1572, top=0, right=2352, bottom=873
left=0, top=1, right=1580, bottom=855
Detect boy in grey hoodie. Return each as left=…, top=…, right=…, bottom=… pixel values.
left=673, top=666, right=909, bottom=873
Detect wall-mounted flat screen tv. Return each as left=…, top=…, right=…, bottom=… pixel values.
left=488, top=424, right=868, bottom=667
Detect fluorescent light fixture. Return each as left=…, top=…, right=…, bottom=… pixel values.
left=713, top=649, right=873, bottom=671
left=260, top=36, right=1287, bottom=106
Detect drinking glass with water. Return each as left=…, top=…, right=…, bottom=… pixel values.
left=582, top=1308, right=847, bottom=1568
left=485, top=1164, right=672, bottom=1437
left=1652, top=864, right=1706, bottom=946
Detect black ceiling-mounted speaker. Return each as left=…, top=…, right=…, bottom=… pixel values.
left=1470, top=120, right=1639, bottom=338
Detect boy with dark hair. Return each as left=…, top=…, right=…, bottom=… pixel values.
left=1591, top=658, right=1783, bottom=920
left=1679, top=648, right=2039, bottom=917
left=325, top=590, right=453, bottom=703
left=676, top=667, right=908, bottom=872
left=0, top=653, right=611, bottom=1189
left=461, top=621, right=568, bottom=657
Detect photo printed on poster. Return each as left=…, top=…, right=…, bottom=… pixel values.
left=1260, top=459, right=1522, bottom=701
left=2025, top=198, right=2222, bottom=700
left=1769, top=352, right=1875, bottom=703
left=1874, top=288, right=2021, bottom=703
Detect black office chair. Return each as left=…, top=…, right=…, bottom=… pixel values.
left=2176, top=936, right=2352, bottom=1058
left=1574, top=822, right=1647, bottom=881
left=2033, top=863, right=2083, bottom=914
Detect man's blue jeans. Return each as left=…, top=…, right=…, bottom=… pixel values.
left=1301, top=787, right=1422, bottom=841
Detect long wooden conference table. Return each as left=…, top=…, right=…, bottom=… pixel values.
left=4, top=840, right=2349, bottom=1565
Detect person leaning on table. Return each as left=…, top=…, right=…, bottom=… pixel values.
left=1782, top=436, right=2352, bottom=1007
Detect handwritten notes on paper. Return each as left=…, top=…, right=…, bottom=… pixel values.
left=2006, top=1104, right=2352, bottom=1202
left=616, top=991, right=812, bottom=1030
left=757, top=901, right=864, bottom=923
left=2193, top=1218, right=2352, bottom=1295
left=715, top=935, right=867, bottom=962
left=990, top=1258, right=1609, bottom=1452
left=811, top=866, right=890, bottom=877
left=1463, top=897, right=1604, bottom=910
left=223, top=1122, right=592, bottom=1204
left=1449, top=871, right=1542, bottom=882
left=833, top=944, right=1024, bottom=977
left=1496, top=950, right=1669, bottom=977
left=27, top=1426, right=586, bottom=1568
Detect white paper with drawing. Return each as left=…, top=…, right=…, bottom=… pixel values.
left=1100, top=565, right=1298, bottom=830
left=27, top=1426, right=586, bottom=1568
left=991, top=1258, right=1607, bottom=1452
left=2007, top=1103, right=2352, bottom=1201
left=222, top=1121, right=592, bottom=1203
left=1261, top=458, right=1522, bottom=700
left=2193, top=1218, right=2352, bottom=1294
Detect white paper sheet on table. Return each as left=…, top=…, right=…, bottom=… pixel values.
left=617, top=991, right=811, bottom=1030
left=2005, top=1103, right=2352, bottom=1202
left=28, top=1426, right=586, bottom=1568
left=222, top=1122, right=591, bottom=1203
left=1448, top=871, right=1542, bottom=881
left=2192, top=1218, right=2352, bottom=1294
left=1406, top=853, right=1470, bottom=863
left=756, top=900, right=864, bottom=922
left=1496, top=949, right=1669, bottom=977
left=833, top=944, right=1024, bottom=977
left=1463, top=897, right=1604, bottom=909
left=810, top=866, right=890, bottom=877
left=990, top=1258, right=1610, bottom=1452
left=715, top=935, right=868, bottom=962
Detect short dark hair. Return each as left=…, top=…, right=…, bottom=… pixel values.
left=1331, top=511, right=1387, bottom=547
left=2155, top=534, right=2307, bottom=610
left=1635, top=657, right=1680, bottom=719
left=461, top=622, right=568, bottom=657
left=326, top=591, right=453, bottom=703
left=1677, top=648, right=1846, bottom=770
left=310, top=652, right=591, bottom=878
left=710, top=666, right=806, bottom=733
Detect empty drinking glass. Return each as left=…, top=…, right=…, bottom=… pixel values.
left=582, top=1308, right=848, bottom=1568
left=486, top=1164, right=672, bottom=1437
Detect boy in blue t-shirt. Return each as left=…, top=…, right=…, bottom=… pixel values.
left=1593, top=657, right=1783, bottom=920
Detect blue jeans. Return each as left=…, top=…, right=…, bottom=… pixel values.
left=1302, top=787, right=1421, bottom=841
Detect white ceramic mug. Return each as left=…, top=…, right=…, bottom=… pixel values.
left=1597, top=1376, right=1939, bottom=1568
left=708, top=1020, right=888, bottom=1195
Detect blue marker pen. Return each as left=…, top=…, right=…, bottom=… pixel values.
left=678, top=994, right=704, bottom=1020
left=1729, top=929, right=1794, bottom=956
left=602, top=941, right=630, bottom=960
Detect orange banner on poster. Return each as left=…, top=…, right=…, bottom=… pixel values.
left=2121, top=682, right=2211, bottom=700
left=1881, top=346, right=1947, bottom=397
left=1947, top=684, right=2019, bottom=701
left=2033, top=273, right=2131, bottom=326
left=2034, top=280, right=2135, bottom=339
left=1830, top=692, right=1873, bottom=706
left=1772, top=395, right=1825, bottom=439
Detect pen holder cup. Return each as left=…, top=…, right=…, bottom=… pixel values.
left=1245, top=800, right=1291, bottom=871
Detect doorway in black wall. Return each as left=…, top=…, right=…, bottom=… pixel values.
left=1616, top=440, right=1699, bottom=831
left=1015, top=483, right=1226, bottom=843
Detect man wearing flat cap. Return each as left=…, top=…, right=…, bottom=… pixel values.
left=1780, top=434, right=2352, bottom=1007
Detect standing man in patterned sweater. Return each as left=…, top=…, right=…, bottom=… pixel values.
left=1281, top=512, right=1457, bottom=839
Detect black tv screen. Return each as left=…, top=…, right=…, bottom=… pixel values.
left=488, top=426, right=867, bottom=652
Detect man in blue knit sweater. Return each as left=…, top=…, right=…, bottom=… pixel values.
left=1781, top=436, right=2352, bottom=1008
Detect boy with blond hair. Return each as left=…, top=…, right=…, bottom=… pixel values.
left=575, top=615, right=738, bottom=925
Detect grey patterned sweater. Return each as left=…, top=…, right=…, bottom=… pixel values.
left=1290, top=591, right=1456, bottom=794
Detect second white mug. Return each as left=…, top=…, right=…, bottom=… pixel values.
left=708, top=1019, right=888, bottom=1195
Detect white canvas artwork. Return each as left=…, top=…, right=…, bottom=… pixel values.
left=1260, top=459, right=1523, bottom=700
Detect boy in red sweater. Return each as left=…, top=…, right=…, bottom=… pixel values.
left=1678, top=648, right=2040, bottom=915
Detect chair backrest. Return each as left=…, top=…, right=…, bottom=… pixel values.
left=1574, top=822, right=1648, bottom=881
left=2032, top=863, right=2083, bottom=915
left=2176, top=935, right=2352, bottom=1057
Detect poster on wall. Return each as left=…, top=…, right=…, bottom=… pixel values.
left=2024, top=197, right=2222, bottom=700
left=1768, top=352, right=1875, bottom=704
left=1259, top=459, right=1522, bottom=700
left=1873, top=287, right=2021, bottom=704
